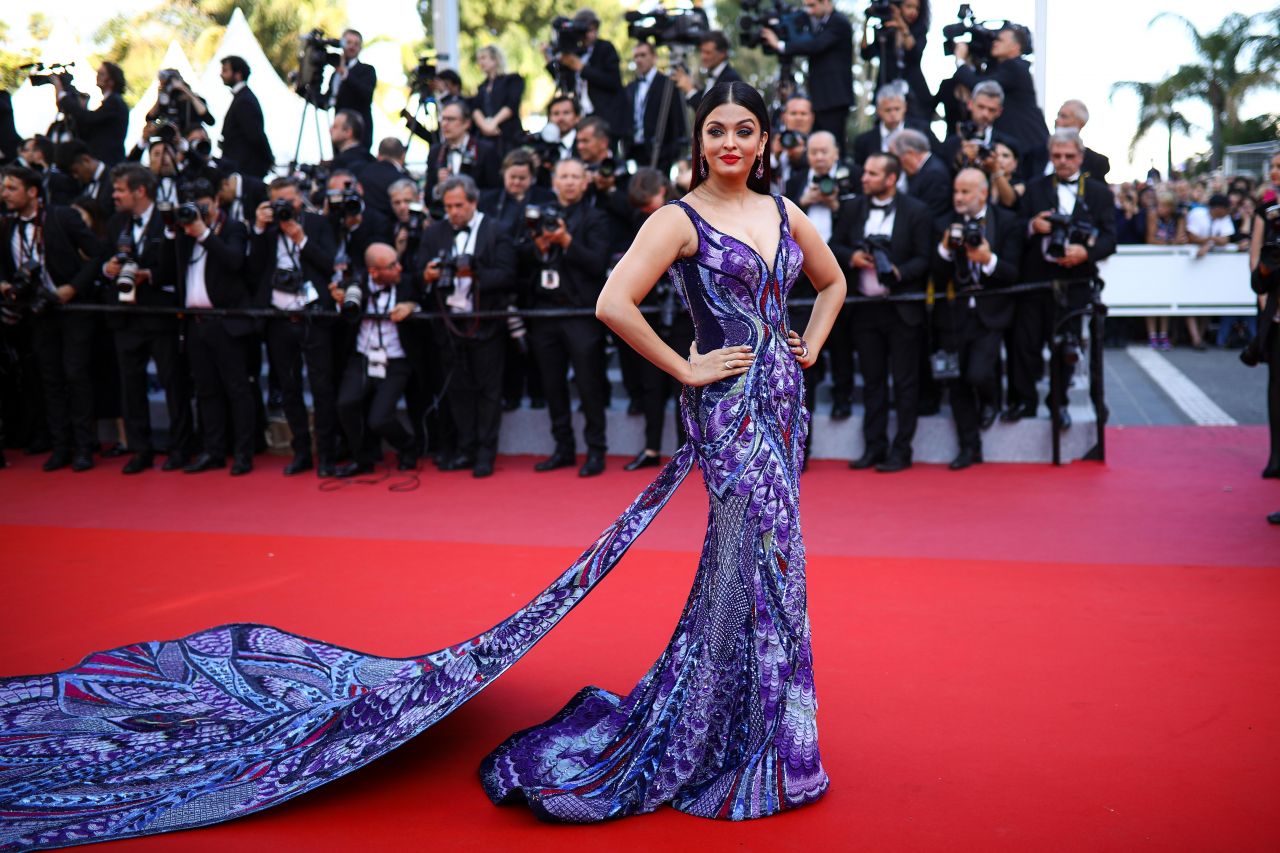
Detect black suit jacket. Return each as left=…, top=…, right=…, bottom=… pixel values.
left=930, top=205, right=1024, bottom=331
left=96, top=205, right=182, bottom=330
left=357, top=160, right=408, bottom=223
left=469, top=74, right=526, bottom=149
left=413, top=214, right=517, bottom=340
left=519, top=201, right=610, bottom=310
left=779, top=12, right=855, bottom=111
left=220, top=87, right=274, bottom=179
left=974, top=58, right=1049, bottom=179
left=939, top=127, right=1016, bottom=177
left=577, top=39, right=626, bottom=135
left=1017, top=175, right=1117, bottom=284
left=1083, top=148, right=1110, bottom=183
left=59, top=91, right=128, bottom=166
left=623, top=71, right=687, bottom=168
left=426, top=136, right=501, bottom=196
left=246, top=211, right=337, bottom=310
left=852, top=117, right=932, bottom=166
left=331, top=145, right=376, bottom=178
left=906, top=153, right=953, bottom=220
left=479, top=186, right=555, bottom=237
left=331, top=61, right=376, bottom=148
left=0, top=206, right=102, bottom=299
left=219, top=173, right=266, bottom=226
left=830, top=193, right=933, bottom=326
left=686, top=63, right=744, bottom=112
left=164, top=217, right=256, bottom=337
left=0, top=91, right=20, bottom=164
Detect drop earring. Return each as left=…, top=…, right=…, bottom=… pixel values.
left=754, top=156, right=764, bottom=180
left=700, top=156, right=708, bottom=178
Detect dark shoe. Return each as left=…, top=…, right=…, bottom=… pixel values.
left=42, top=449, right=72, bottom=472
left=578, top=452, right=606, bottom=477
left=71, top=452, right=94, bottom=472
left=396, top=452, right=419, bottom=472
left=624, top=450, right=661, bottom=471
left=121, top=452, right=154, bottom=475
left=831, top=400, right=852, bottom=420
left=335, top=461, right=375, bottom=478
left=440, top=453, right=474, bottom=472
left=161, top=453, right=188, bottom=472
left=534, top=450, right=575, bottom=472
left=1262, top=464, right=1280, bottom=480
left=1000, top=403, right=1036, bottom=423
left=1057, top=407, right=1072, bottom=431
left=979, top=405, right=999, bottom=430
left=875, top=454, right=912, bottom=473
left=24, top=439, right=52, bottom=456
left=230, top=457, right=254, bottom=476
left=1269, top=510, right=1280, bottom=525
left=849, top=449, right=886, bottom=470
left=184, top=453, right=226, bottom=474
left=101, top=443, right=129, bottom=459
left=949, top=447, right=983, bottom=470
left=283, top=453, right=313, bottom=476
left=317, top=461, right=337, bottom=478
left=473, top=459, right=495, bottom=478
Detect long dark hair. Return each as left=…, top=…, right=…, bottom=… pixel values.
left=689, top=81, right=773, bottom=195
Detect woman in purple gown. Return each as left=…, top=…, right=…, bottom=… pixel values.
left=0, top=83, right=845, bottom=849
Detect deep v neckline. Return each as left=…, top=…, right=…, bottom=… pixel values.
left=680, top=197, right=787, bottom=280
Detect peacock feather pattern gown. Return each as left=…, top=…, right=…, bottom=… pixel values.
left=0, top=194, right=827, bottom=849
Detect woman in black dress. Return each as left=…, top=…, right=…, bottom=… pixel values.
left=471, top=45, right=525, bottom=156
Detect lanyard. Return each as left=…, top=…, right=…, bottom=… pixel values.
left=15, top=214, right=41, bottom=265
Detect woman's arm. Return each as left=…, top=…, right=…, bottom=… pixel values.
left=781, top=196, right=847, bottom=368
left=596, top=205, right=753, bottom=386
left=1250, top=213, right=1264, bottom=272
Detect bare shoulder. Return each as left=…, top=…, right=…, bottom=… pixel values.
left=778, top=195, right=814, bottom=234
left=638, top=201, right=699, bottom=259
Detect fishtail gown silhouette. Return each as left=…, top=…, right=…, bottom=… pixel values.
left=0, top=194, right=827, bottom=849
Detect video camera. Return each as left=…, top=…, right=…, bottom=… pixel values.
left=858, top=234, right=897, bottom=288
left=3, top=259, right=57, bottom=316
left=626, top=7, right=711, bottom=47
left=739, top=0, right=810, bottom=56
left=942, top=5, right=999, bottom=71
left=1045, top=212, right=1098, bottom=259
left=25, top=62, right=75, bottom=90
left=294, top=29, right=341, bottom=106
left=549, top=16, right=593, bottom=57
left=866, top=0, right=903, bottom=22
left=407, top=55, right=440, bottom=98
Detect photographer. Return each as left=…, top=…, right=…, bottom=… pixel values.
left=671, top=31, right=743, bottom=113
left=387, top=176, right=440, bottom=458
left=860, top=0, right=932, bottom=122
left=416, top=175, right=517, bottom=478
left=852, top=82, right=931, bottom=168
left=521, top=158, right=611, bottom=477
left=52, top=63, right=128, bottom=167
left=55, top=140, right=114, bottom=217
left=830, top=152, right=933, bottom=471
left=575, top=116, right=632, bottom=250
left=931, top=167, right=1023, bottom=469
left=161, top=178, right=255, bottom=475
left=1051, top=100, right=1109, bottom=182
left=246, top=176, right=338, bottom=476
left=332, top=243, right=419, bottom=477
left=145, top=70, right=212, bottom=136
left=328, top=30, right=376, bottom=155
left=0, top=165, right=103, bottom=472
left=1006, top=128, right=1115, bottom=427
left=217, top=165, right=266, bottom=227
left=329, top=109, right=375, bottom=176
left=624, top=41, right=687, bottom=175
left=389, top=178, right=428, bottom=264
left=96, top=163, right=196, bottom=474
left=219, top=56, right=274, bottom=179
left=770, top=95, right=815, bottom=193
left=545, top=10, right=626, bottom=136
left=426, top=101, right=501, bottom=198
left=1246, top=151, right=1280, bottom=482
left=762, top=0, right=854, bottom=152
left=146, top=136, right=183, bottom=204
left=784, top=132, right=852, bottom=244
left=889, top=127, right=951, bottom=219
left=939, top=80, right=1012, bottom=177
left=957, top=24, right=1048, bottom=180
left=354, top=138, right=409, bottom=225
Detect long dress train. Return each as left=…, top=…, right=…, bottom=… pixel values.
left=0, top=195, right=827, bottom=850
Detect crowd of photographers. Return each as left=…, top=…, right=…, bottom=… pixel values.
left=0, top=4, right=1276, bottom=480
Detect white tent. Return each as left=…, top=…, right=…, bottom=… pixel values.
left=9, top=28, right=99, bottom=141
left=197, top=7, right=329, bottom=168
left=125, top=40, right=200, bottom=151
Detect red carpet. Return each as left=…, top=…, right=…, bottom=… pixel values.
left=1, top=426, right=1278, bottom=851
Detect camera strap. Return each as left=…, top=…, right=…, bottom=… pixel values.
left=14, top=212, right=42, bottom=267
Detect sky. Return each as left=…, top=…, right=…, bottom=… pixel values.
left=5, top=1, right=1278, bottom=181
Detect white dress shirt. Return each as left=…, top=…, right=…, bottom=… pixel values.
left=803, top=169, right=835, bottom=243
left=357, top=279, right=406, bottom=359
left=859, top=197, right=897, bottom=297
left=633, top=68, right=656, bottom=145
left=184, top=228, right=213, bottom=308
left=445, top=211, right=484, bottom=313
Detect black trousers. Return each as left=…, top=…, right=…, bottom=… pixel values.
left=265, top=317, right=337, bottom=462
left=814, top=107, right=850, bottom=154
left=939, top=315, right=1002, bottom=452
left=31, top=312, right=95, bottom=454
left=114, top=322, right=194, bottom=456
left=634, top=313, right=694, bottom=452
left=338, top=355, right=413, bottom=465
left=187, top=317, right=256, bottom=461
left=439, top=330, right=506, bottom=461
left=828, top=303, right=856, bottom=405
left=244, top=333, right=267, bottom=453
left=529, top=315, right=608, bottom=454
left=1010, top=286, right=1089, bottom=411
left=853, top=303, right=922, bottom=458
left=502, top=332, right=544, bottom=405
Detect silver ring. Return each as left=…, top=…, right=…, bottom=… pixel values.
left=726, top=359, right=736, bottom=369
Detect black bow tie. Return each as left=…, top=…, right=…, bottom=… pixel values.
left=871, top=199, right=895, bottom=212
left=132, top=216, right=144, bottom=227
left=1059, top=177, right=1080, bottom=187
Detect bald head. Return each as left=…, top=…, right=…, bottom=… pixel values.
left=953, top=168, right=989, bottom=217
left=807, top=131, right=838, bottom=175
left=365, top=243, right=401, bottom=285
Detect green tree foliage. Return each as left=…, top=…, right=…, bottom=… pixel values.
left=0, top=18, right=39, bottom=92
left=1109, top=78, right=1193, bottom=179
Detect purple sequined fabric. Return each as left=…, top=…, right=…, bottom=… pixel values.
left=0, top=195, right=825, bottom=850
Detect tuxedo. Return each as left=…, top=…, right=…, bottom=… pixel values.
left=851, top=117, right=932, bottom=167
left=220, top=85, right=274, bottom=178
left=426, top=135, right=501, bottom=196
left=686, top=63, right=743, bottom=112
left=1042, top=147, right=1110, bottom=184
left=930, top=204, right=1024, bottom=452
left=331, top=144, right=376, bottom=177
left=957, top=59, right=1048, bottom=180
left=860, top=20, right=932, bottom=121
left=905, top=152, right=954, bottom=220
left=777, top=11, right=854, bottom=149
left=1008, top=173, right=1116, bottom=412
left=479, top=186, right=555, bottom=237
left=830, top=193, right=933, bottom=459
left=0, top=206, right=103, bottom=455
left=939, top=126, right=1016, bottom=177
left=624, top=69, right=687, bottom=172
left=59, top=91, right=128, bottom=166
left=218, top=172, right=266, bottom=226
left=570, top=39, right=627, bottom=136
left=330, top=60, right=376, bottom=152
left=357, top=159, right=408, bottom=223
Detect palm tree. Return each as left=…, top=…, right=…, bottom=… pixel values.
left=1149, top=11, right=1277, bottom=168
left=1110, top=78, right=1193, bottom=179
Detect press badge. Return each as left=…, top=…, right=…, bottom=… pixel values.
left=301, top=281, right=320, bottom=306
left=540, top=269, right=560, bottom=290
left=366, top=346, right=388, bottom=379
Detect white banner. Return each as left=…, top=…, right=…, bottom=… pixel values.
left=1098, top=245, right=1257, bottom=317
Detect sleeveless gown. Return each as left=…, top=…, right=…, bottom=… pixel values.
left=0, top=195, right=828, bottom=849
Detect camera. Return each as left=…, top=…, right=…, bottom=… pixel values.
left=524, top=203, right=563, bottom=236
left=25, top=62, right=74, bottom=90
left=4, top=260, right=57, bottom=316
left=942, top=5, right=1028, bottom=73
left=816, top=164, right=858, bottom=201
left=271, top=267, right=303, bottom=294
left=549, top=16, right=592, bottom=57
left=1045, top=212, right=1098, bottom=259
left=340, top=269, right=364, bottom=318
left=947, top=219, right=985, bottom=251
left=270, top=198, right=297, bottom=223
left=174, top=202, right=206, bottom=227
left=293, top=29, right=341, bottom=105
left=148, top=119, right=181, bottom=149
left=625, top=8, right=710, bottom=47
left=866, top=0, right=903, bottom=22
left=587, top=156, right=621, bottom=179
left=326, top=180, right=364, bottom=222
left=430, top=249, right=473, bottom=294
left=858, top=234, right=897, bottom=288
left=957, top=120, right=993, bottom=163
left=739, top=0, right=810, bottom=56
left=112, top=239, right=139, bottom=303
left=155, top=69, right=185, bottom=120
left=156, top=201, right=177, bottom=229
left=779, top=129, right=806, bottom=150
left=407, top=55, right=440, bottom=98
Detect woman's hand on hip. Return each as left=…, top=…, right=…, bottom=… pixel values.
left=686, top=343, right=754, bottom=387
